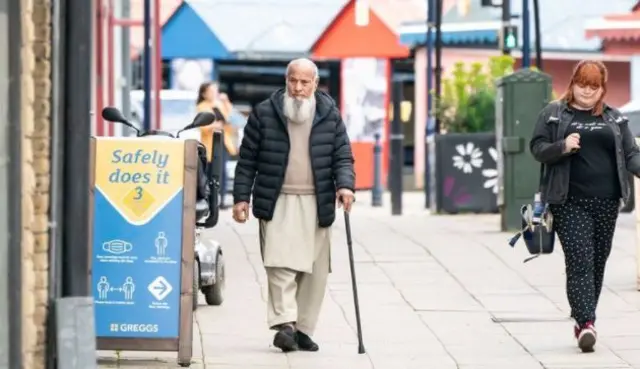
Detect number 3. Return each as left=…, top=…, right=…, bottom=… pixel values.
left=133, top=186, right=143, bottom=200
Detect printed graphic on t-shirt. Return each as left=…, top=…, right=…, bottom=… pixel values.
left=570, top=121, right=606, bottom=131
left=565, top=112, right=620, bottom=200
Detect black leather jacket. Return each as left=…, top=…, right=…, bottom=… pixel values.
left=530, top=100, right=640, bottom=204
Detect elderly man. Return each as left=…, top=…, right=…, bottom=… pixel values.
left=232, top=58, right=355, bottom=352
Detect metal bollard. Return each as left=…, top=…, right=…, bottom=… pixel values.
left=371, top=133, right=383, bottom=207
left=389, top=80, right=404, bottom=215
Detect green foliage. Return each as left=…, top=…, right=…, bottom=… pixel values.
left=432, top=55, right=515, bottom=133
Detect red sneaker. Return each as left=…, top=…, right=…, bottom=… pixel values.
left=577, top=321, right=597, bottom=353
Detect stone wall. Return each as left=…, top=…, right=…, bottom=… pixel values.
left=20, top=0, right=51, bottom=368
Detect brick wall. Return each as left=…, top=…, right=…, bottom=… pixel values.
left=21, top=0, right=51, bottom=368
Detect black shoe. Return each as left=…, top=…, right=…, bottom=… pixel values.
left=273, top=325, right=298, bottom=352
left=295, top=331, right=319, bottom=352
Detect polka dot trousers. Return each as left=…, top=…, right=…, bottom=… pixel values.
left=550, top=197, right=619, bottom=326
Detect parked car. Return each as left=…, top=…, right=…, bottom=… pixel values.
left=129, top=89, right=199, bottom=138
left=621, top=99, right=640, bottom=136
left=222, top=104, right=249, bottom=193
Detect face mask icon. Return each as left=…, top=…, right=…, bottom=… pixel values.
left=103, top=240, right=133, bottom=255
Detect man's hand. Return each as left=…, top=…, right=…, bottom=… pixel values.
left=337, top=188, right=355, bottom=213
left=232, top=202, right=250, bottom=223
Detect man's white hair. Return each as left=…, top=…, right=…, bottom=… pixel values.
left=285, top=58, right=319, bottom=81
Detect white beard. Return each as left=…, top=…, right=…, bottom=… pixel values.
left=284, top=94, right=316, bottom=124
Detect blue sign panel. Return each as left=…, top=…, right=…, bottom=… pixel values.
left=92, top=138, right=186, bottom=338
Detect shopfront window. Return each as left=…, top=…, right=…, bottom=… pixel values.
left=0, top=0, right=10, bottom=366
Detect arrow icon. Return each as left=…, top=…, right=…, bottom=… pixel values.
left=148, top=276, right=173, bottom=301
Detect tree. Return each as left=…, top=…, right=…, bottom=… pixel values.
left=433, top=55, right=515, bottom=133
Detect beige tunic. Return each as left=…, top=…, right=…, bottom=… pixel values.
left=258, top=117, right=331, bottom=274
left=259, top=194, right=331, bottom=274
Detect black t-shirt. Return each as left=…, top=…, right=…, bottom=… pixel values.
left=564, top=108, right=621, bottom=199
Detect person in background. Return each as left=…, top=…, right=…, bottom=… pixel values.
left=530, top=60, right=640, bottom=353
left=232, top=58, right=355, bottom=352
left=196, top=81, right=224, bottom=161
left=217, top=92, right=239, bottom=209
left=195, top=82, right=236, bottom=208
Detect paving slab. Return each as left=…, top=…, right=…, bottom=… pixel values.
left=99, top=192, right=640, bottom=369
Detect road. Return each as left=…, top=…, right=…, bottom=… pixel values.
left=98, top=192, right=640, bottom=369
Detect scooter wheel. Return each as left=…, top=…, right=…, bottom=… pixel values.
left=203, top=251, right=225, bottom=306
left=192, top=260, right=200, bottom=311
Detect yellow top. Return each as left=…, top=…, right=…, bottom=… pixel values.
left=197, top=101, right=238, bottom=161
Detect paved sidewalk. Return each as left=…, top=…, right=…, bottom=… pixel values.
left=99, top=192, right=640, bottom=369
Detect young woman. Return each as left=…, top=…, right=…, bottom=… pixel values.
left=530, top=60, right=640, bottom=353
left=196, top=81, right=224, bottom=162
left=195, top=82, right=237, bottom=208
left=216, top=93, right=240, bottom=209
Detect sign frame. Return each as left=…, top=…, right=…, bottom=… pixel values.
left=88, top=137, right=198, bottom=367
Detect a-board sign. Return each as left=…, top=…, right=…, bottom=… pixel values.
left=89, top=137, right=197, bottom=367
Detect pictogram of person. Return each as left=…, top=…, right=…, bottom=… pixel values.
left=155, top=232, right=168, bottom=256
left=97, top=276, right=110, bottom=300
left=122, top=276, right=135, bottom=300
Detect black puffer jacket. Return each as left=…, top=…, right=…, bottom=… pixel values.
left=233, top=89, right=355, bottom=227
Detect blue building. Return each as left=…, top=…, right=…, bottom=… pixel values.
left=154, top=0, right=345, bottom=106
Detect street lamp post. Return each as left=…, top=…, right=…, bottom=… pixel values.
left=424, top=0, right=435, bottom=208
left=143, top=0, right=152, bottom=131
left=521, top=0, right=531, bottom=68
left=533, top=0, right=543, bottom=70
left=434, top=0, right=443, bottom=134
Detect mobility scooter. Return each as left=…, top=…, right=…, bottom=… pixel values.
left=101, top=107, right=226, bottom=311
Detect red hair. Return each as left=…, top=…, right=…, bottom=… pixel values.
left=559, top=60, right=608, bottom=115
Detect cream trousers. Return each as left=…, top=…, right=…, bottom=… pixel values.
left=259, top=194, right=332, bottom=335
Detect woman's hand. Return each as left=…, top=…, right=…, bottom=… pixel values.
left=563, top=133, right=581, bottom=153
left=210, top=120, right=224, bottom=132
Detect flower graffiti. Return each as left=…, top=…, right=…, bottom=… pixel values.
left=482, top=147, right=498, bottom=194
left=452, top=142, right=483, bottom=174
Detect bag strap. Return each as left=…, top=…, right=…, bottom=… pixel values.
left=523, top=254, right=541, bottom=263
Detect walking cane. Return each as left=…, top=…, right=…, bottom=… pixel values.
left=344, top=210, right=366, bottom=354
